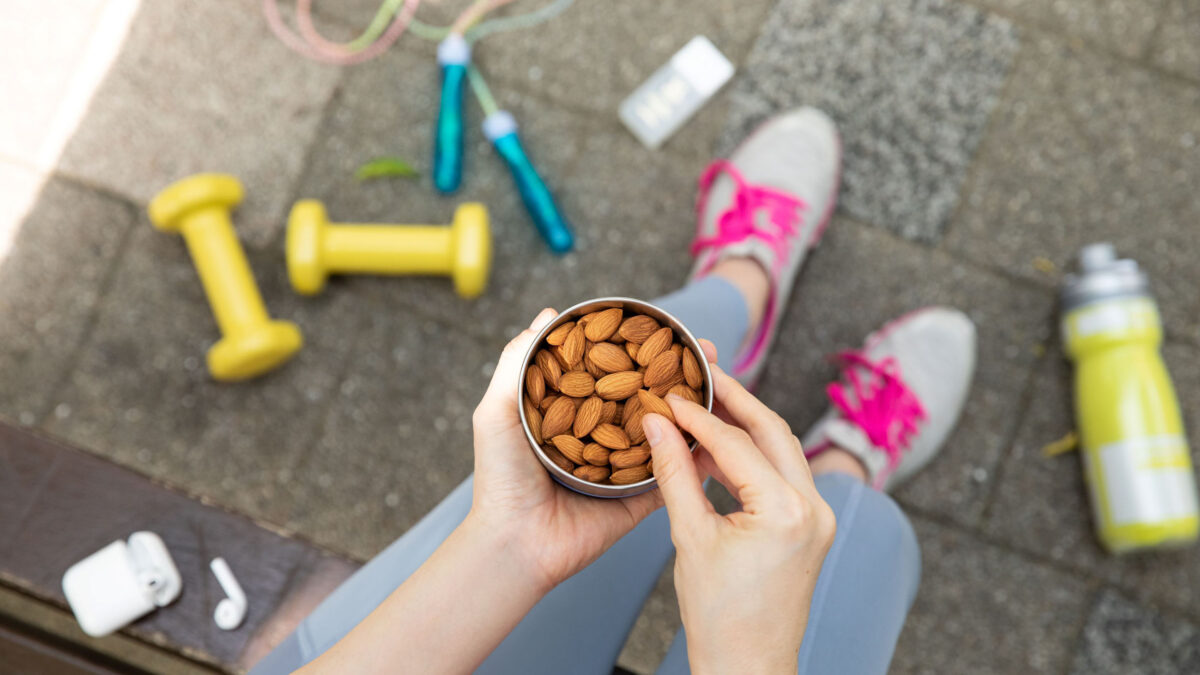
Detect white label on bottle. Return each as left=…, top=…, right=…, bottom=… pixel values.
left=1096, top=434, right=1199, bottom=527
left=618, top=36, right=734, bottom=149
left=1064, top=297, right=1158, bottom=341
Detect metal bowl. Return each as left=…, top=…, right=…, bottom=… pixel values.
left=517, top=297, right=715, bottom=498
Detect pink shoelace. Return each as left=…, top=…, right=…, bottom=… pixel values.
left=690, top=160, right=805, bottom=275
left=826, top=351, right=928, bottom=472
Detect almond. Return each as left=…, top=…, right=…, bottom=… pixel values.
left=682, top=348, right=703, bottom=389
left=595, top=371, right=644, bottom=400
left=649, top=369, right=685, bottom=397
left=588, top=342, right=634, bottom=373
left=600, top=400, right=618, bottom=425
left=523, top=397, right=543, bottom=443
left=643, top=351, right=680, bottom=387
left=583, top=442, right=611, bottom=466
left=584, top=353, right=607, bottom=379
left=625, top=341, right=639, bottom=361
left=574, top=396, right=603, bottom=437
left=670, top=343, right=683, bottom=358
left=552, top=435, right=587, bottom=464
left=552, top=345, right=572, bottom=370
left=647, top=458, right=654, bottom=475
left=536, top=350, right=562, bottom=390
left=560, top=324, right=586, bottom=367
left=619, top=315, right=660, bottom=343
left=558, top=371, right=595, bottom=398
left=623, top=393, right=646, bottom=444
left=543, top=445, right=574, bottom=473
left=637, top=389, right=675, bottom=424
left=636, top=327, right=674, bottom=366
left=545, top=321, right=575, bottom=346
left=610, top=444, right=651, bottom=469
left=584, top=308, right=623, bottom=342
left=610, top=465, right=651, bottom=485
left=591, top=423, right=631, bottom=450
left=573, top=464, right=611, bottom=482
left=669, top=383, right=702, bottom=405
left=525, top=365, right=545, bottom=406
left=541, top=396, right=576, bottom=439
left=539, top=393, right=558, bottom=412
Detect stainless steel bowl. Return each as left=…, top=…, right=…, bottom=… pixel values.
left=517, top=297, right=715, bottom=498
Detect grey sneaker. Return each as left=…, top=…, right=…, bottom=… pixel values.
left=800, top=307, right=977, bottom=491
left=689, top=107, right=841, bottom=388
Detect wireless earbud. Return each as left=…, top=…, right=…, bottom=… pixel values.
left=209, top=557, right=247, bottom=631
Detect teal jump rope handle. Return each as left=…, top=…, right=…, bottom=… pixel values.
left=434, top=37, right=470, bottom=194
left=484, top=112, right=574, bottom=254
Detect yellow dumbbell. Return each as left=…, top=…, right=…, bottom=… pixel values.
left=148, top=174, right=303, bottom=381
left=286, top=200, right=491, bottom=298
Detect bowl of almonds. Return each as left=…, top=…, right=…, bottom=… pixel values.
left=518, top=298, right=714, bottom=497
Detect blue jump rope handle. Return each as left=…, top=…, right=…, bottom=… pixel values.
left=493, top=131, right=574, bottom=254
left=434, top=63, right=467, bottom=194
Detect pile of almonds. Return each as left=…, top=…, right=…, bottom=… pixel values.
left=522, top=307, right=706, bottom=486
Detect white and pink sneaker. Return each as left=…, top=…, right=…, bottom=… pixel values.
left=689, top=107, right=842, bottom=387
left=801, top=307, right=977, bottom=491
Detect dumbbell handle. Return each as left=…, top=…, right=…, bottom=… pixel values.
left=179, top=208, right=271, bottom=336
left=319, top=225, right=456, bottom=275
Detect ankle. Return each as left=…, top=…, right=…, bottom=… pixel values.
left=808, top=446, right=869, bottom=483
left=709, top=257, right=770, bottom=335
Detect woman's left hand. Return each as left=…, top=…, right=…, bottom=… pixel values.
left=468, top=309, right=704, bottom=591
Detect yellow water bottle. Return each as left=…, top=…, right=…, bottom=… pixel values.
left=1062, top=243, right=1199, bottom=553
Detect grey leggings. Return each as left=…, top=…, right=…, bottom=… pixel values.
left=253, top=277, right=921, bottom=675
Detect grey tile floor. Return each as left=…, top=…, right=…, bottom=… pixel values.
left=4, top=0, right=1200, bottom=671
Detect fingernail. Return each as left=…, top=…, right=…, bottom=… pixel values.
left=665, top=393, right=684, bottom=403
left=643, top=415, right=663, bottom=446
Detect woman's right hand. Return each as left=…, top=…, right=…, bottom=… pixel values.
left=643, top=365, right=837, bottom=675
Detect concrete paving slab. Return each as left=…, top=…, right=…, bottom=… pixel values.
left=0, top=177, right=135, bottom=427
left=43, top=222, right=365, bottom=526
left=944, top=35, right=1200, bottom=341
left=1069, top=589, right=1200, bottom=674
left=618, top=560, right=679, bottom=674
left=281, top=303, right=493, bottom=560
left=474, top=0, right=776, bottom=117
left=56, top=0, right=342, bottom=247
left=291, top=46, right=588, bottom=342
left=892, top=517, right=1093, bottom=674
left=723, top=0, right=1019, bottom=242
left=984, top=340, right=1200, bottom=618
left=1151, top=0, right=1200, bottom=81
left=756, top=217, right=1054, bottom=527
left=530, top=125, right=703, bottom=312
left=970, top=0, right=1162, bottom=59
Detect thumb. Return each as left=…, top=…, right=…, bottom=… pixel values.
left=644, top=414, right=714, bottom=529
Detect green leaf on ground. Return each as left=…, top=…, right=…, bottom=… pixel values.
left=355, top=156, right=419, bottom=180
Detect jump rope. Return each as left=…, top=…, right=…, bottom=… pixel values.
left=264, top=0, right=578, bottom=253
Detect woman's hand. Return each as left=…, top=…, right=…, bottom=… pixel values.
left=644, top=365, right=837, bottom=675
left=467, top=309, right=665, bottom=591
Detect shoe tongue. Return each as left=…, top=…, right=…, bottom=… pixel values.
left=818, top=418, right=889, bottom=483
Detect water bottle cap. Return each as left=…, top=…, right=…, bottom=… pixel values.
left=1061, top=242, right=1149, bottom=309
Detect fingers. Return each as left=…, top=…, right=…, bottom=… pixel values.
left=643, top=413, right=715, bottom=530
left=474, top=309, right=558, bottom=428
left=666, top=396, right=792, bottom=512
left=709, top=365, right=815, bottom=490
left=697, top=338, right=718, bottom=365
